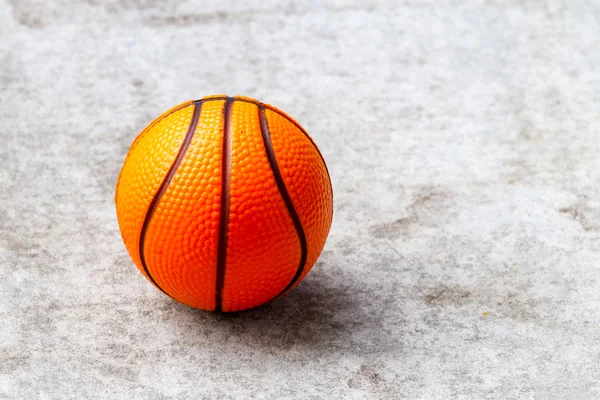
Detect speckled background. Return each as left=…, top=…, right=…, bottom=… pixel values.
left=1, top=0, right=600, bottom=398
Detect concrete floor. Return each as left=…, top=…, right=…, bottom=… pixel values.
left=2, top=0, right=600, bottom=398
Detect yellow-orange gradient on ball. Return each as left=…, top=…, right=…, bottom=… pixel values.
left=115, top=95, right=333, bottom=312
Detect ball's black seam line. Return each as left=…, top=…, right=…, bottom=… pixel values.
left=256, top=102, right=333, bottom=227
left=138, top=100, right=204, bottom=297
left=260, top=105, right=331, bottom=185
left=199, top=97, right=332, bottom=189
left=116, top=101, right=195, bottom=202
left=258, top=105, right=309, bottom=299
left=214, top=97, right=234, bottom=312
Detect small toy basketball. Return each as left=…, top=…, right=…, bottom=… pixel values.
left=115, top=95, right=333, bottom=312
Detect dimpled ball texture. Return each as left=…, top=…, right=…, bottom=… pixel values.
left=115, top=95, right=333, bottom=312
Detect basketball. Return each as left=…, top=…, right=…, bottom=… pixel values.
left=115, top=95, right=333, bottom=312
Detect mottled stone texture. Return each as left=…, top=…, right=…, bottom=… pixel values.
left=1, top=0, right=599, bottom=398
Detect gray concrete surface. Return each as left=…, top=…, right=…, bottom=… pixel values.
left=2, top=0, right=600, bottom=398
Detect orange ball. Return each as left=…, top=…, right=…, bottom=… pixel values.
left=115, top=95, right=333, bottom=312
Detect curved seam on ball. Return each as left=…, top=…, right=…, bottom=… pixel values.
left=138, top=100, right=203, bottom=298
left=261, top=106, right=333, bottom=227
left=116, top=101, right=195, bottom=203
left=258, top=104, right=309, bottom=299
left=214, top=97, right=234, bottom=312
left=261, top=105, right=331, bottom=188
